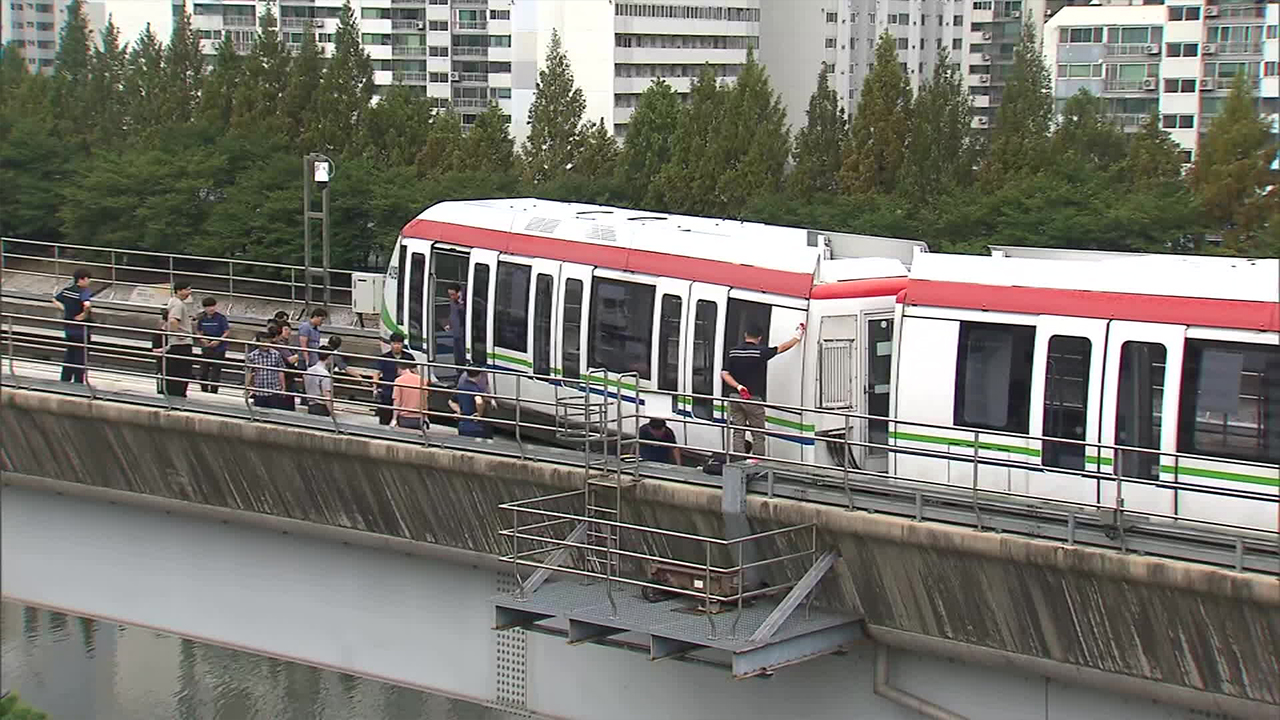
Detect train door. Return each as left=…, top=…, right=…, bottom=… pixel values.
left=1023, top=316, right=1108, bottom=503
left=557, top=263, right=592, bottom=383
left=488, top=255, right=535, bottom=403
left=401, top=238, right=432, bottom=354
left=862, top=311, right=895, bottom=473
left=817, top=314, right=861, bottom=467
left=683, top=282, right=729, bottom=453
left=645, top=277, right=691, bottom=416
left=428, top=245, right=469, bottom=379
left=467, top=248, right=497, bottom=371
left=520, top=256, right=562, bottom=411
left=1099, top=321, right=1186, bottom=517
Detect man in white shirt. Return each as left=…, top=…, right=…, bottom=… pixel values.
left=304, top=350, right=335, bottom=416
left=163, top=281, right=195, bottom=397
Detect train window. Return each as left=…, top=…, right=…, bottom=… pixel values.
left=1043, top=335, right=1091, bottom=470
left=953, top=322, right=1035, bottom=433
left=562, top=279, right=583, bottom=380
left=692, top=300, right=718, bottom=420
left=1178, top=340, right=1279, bottom=464
left=407, top=252, right=426, bottom=350
left=533, top=273, right=554, bottom=376
left=658, top=294, right=682, bottom=392
left=470, top=264, right=490, bottom=367
left=724, top=299, right=772, bottom=398
left=395, top=244, right=406, bottom=328
left=495, top=262, right=531, bottom=353
left=1116, top=341, right=1166, bottom=480
left=589, top=278, right=655, bottom=379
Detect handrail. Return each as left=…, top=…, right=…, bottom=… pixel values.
left=2, top=310, right=1277, bottom=543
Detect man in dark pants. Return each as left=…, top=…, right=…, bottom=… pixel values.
left=52, top=268, right=93, bottom=383
left=376, top=332, right=416, bottom=425
left=720, top=322, right=805, bottom=461
left=163, top=281, right=195, bottom=397
left=196, top=296, right=230, bottom=393
left=444, top=283, right=466, bottom=372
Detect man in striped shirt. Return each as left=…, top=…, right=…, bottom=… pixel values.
left=245, top=333, right=288, bottom=409
left=720, top=322, right=805, bottom=460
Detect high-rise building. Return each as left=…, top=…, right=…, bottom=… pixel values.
left=3, top=0, right=167, bottom=72
left=1044, top=1, right=1279, bottom=163
left=509, top=1, right=761, bottom=140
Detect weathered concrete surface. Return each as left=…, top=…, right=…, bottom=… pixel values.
left=2, top=389, right=1277, bottom=714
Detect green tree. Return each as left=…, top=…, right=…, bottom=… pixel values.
left=283, top=28, right=323, bottom=140
left=87, top=20, right=128, bottom=141
left=53, top=0, right=93, bottom=129
left=1189, top=74, right=1279, bottom=253
left=1125, top=110, right=1185, bottom=185
left=163, top=7, right=204, bottom=125
left=841, top=32, right=912, bottom=195
left=200, top=38, right=242, bottom=130
left=789, top=65, right=846, bottom=196
left=616, top=78, right=680, bottom=207
left=655, top=66, right=727, bottom=214
left=900, top=52, right=974, bottom=202
left=573, top=117, right=619, bottom=184
left=466, top=103, right=515, bottom=177
left=712, top=49, right=790, bottom=214
left=233, top=5, right=291, bottom=134
left=1050, top=89, right=1128, bottom=175
left=307, top=1, right=373, bottom=153
left=360, top=85, right=437, bottom=166
left=521, top=30, right=585, bottom=185
left=981, top=20, right=1053, bottom=184
left=0, top=691, right=50, bottom=719
left=122, top=25, right=168, bottom=132
left=414, top=110, right=465, bottom=177
left=1, top=41, right=27, bottom=92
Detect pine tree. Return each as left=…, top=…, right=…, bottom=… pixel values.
left=616, top=78, right=680, bottom=207
left=415, top=110, right=465, bottom=177
left=982, top=20, right=1053, bottom=184
left=200, top=38, right=242, bottom=130
left=574, top=118, right=619, bottom=183
left=308, top=0, right=373, bottom=152
left=655, top=66, right=726, bottom=213
left=52, top=0, right=93, bottom=129
left=233, top=4, right=291, bottom=133
left=123, top=24, right=167, bottom=132
left=1189, top=74, right=1279, bottom=252
left=712, top=48, right=790, bottom=215
left=163, top=7, right=203, bottom=125
left=900, top=52, right=974, bottom=201
left=789, top=65, right=846, bottom=196
left=1050, top=89, right=1128, bottom=174
left=87, top=19, right=127, bottom=142
left=467, top=103, right=515, bottom=176
left=521, top=30, right=586, bottom=185
left=1, top=41, right=27, bottom=92
left=841, top=32, right=912, bottom=196
left=360, top=85, right=436, bottom=166
left=283, top=28, right=323, bottom=139
left=1125, top=110, right=1184, bottom=185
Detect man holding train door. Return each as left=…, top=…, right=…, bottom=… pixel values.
left=720, top=322, right=805, bottom=461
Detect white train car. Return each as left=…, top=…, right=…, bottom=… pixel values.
left=891, top=252, right=1280, bottom=531
left=381, top=198, right=922, bottom=469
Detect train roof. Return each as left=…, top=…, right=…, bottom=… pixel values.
left=904, top=252, right=1280, bottom=333
left=401, top=199, right=922, bottom=298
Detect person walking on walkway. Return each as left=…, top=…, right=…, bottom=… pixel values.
left=245, top=333, right=288, bottom=409
left=720, top=322, right=805, bottom=460
left=391, top=362, right=429, bottom=429
left=196, top=297, right=230, bottom=393
left=163, top=281, right=195, bottom=397
left=52, top=268, right=93, bottom=383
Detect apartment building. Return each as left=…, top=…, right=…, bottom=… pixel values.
left=3, top=0, right=168, bottom=72
left=1045, top=1, right=1279, bottom=162
left=510, top=1, right=760, bottom=140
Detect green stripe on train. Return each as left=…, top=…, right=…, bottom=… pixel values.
left=380, top=301, right=404, bottom=337
left=894, top=432, right=1278, bottom=487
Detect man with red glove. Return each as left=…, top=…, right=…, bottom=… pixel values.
left=721, top=322, right=805, bottom=461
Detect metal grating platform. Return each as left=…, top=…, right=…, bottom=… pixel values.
left=492, top=579, right=863, bottom=678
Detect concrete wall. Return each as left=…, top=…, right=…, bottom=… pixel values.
left=2, top=389, right=1276, bottom=716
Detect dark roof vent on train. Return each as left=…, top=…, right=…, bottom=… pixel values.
left=627, top=216, right=667, bottom=222
left=576, top=210, right=614, bottom=216
left=585, top=224, right=617, bottom=243
left=525, top=217, right=562, bottom=234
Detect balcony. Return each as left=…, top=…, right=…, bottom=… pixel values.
left=233, top=41, right=253, bottom=53
left=1111, top=113, right=1149, bottom=129
left=452, top=46, right=487, bottom=56
left=223, top=16, right=256, bottom=28
left=455, top=20, right=487, bottom=31
left=452, top=97, right=493, bottom=109
left=280, top=17, right=308, bottom=29
left=391, top=19, right=422, bottom=30
left=1214, top=41, right=1263, bottom=56
left=390, top=0, right=425, bottom=4
left=454, top=0, right=487, bottom=4
left=457, top=71, right=487, bottom=83
left=1105, top=43, right=1159, bottom=58
left=393, top=71, right=431, bottom=85
left=1103, top=79, right=1154, bottom=93
left=391, top=45, right=430, bottom=57
left=1202, top=76, right=1261, bottom=92
left=1206, top=6, right=1266, bottom=21
left=970, top=8, right=994, bottom=23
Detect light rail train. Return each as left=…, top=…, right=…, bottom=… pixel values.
left=381, top=199, right=1279, bottom=532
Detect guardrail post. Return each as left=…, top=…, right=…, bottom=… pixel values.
left=53, top=244, right=60, bottom=278
left=515, top=373, right=524, bottom=458
left=110, top=250, right=117, bottom=286
left=843, top=411, right=852, bottom=510
left=418, top=358, right=428, bottom=445
left=704, top=542, right=717, bottom=640
left=972, top=429, right=983, bottom=530
left=81, top=328, right=94, bottom=400
left=167, top=255, right=174, bottom=292
left=512, top=505, right=524, bottom=600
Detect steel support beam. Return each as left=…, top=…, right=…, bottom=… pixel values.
left=520, top=522, right=587, bottom=596
left=749, top=549, right=838, bottom=643
left=731, top=621, right=863, bottom=679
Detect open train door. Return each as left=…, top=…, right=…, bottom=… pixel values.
left=682, top=282, right=729, bottom=454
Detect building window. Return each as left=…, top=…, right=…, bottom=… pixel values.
left=1043, top=336, right=1091, bottom=470
left=429, top=46, right=448, bottom=56
left=429, top=20, right=448, bottom=31
left=489, top=9, right=510, bottom=20
left=1266, top=62, right=1279, bottom=77
left=952, top=38, right=963, bottom=50
left=953, top=14, right=962, bottom=26
left=589, top=278, right=655, bottom=379
left=1168, top=5, right=1200, bottom=21
left=407, top=252, right=426, bottom=350
left=691, top=300, right=717, bottom=420
left=953, top=322, right=1036, bottom=434
left=1178, top=150, right=1192, bottom=164
left=488, top=35, right=511, bottom=47
left=1107, top=26, right=1161, bottom=45
left=972, top=0, right=993, bottom=9
left=657, top=294, right=682, bottom=392
left=1164, top=77, right=1197, bottom=93
left=429, top=72, right=448, bottom=83
left=1165, top=42, right=1199, bottom=58
left=826, top=11, right=837, bottom=23
left=1115, top=341, right=1166, bottom=480
left=1059, top=27, right=1103, bottom=44
left=495, top=262, right=530, bottom=353
left=533, top=273, right=553, bottom=376
left=1162, top=114, right=1195, bottom=129
left=1178, top=340, right=1280, bottom=464
left=1058, top=63, right=1102, bottom=78
left=1268, top=25, right=1279, bottom=40
left=825, top=37, right=836, bottom=48
left=897, top=37, right=908, bottom=50
left=562, top=279, right=583, bottom=380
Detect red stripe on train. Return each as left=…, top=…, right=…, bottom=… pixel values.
left=401, top=219, right=815, bottom=298
left=809, top=277, right=908, bottom=300
left=902, top=280, right=1280, bottom=332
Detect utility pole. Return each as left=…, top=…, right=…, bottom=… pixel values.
left=302, top=153, right=335, bottom=310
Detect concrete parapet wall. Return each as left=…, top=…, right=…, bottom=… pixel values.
left=2, top=389, right=1276, bottom=714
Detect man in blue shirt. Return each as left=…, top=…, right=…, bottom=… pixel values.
left=298, top=307, right=327, bottom=367
left=376, top=332, right=416, bottom=425
left=52, top=268, right=93, bottom=383
left=196, top=296, right=231, bottom=393
left=450, top=366, right=492, bottom=438
left=638, top=418, right=682, bottom=465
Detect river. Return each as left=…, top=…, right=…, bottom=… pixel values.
left=0, top=602, right=523, bottom=719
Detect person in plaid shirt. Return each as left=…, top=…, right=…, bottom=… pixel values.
left=245, top=332, right=288, bottom=409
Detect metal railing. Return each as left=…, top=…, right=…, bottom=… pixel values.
left=1104, top=43, right=1157, bottom=57
left=391, top=46, right=430, bottom=57
left=1, top=237, right=356, bottom=312
left=456, top=72, right=487, bottom=83
left=455, top=20, right=487, bottom=30
left=223, top=15, right=257, bottom=28
left=1214, top=41, right=1263, bottom=55
left=391, top=19, right=421, bottom=30
left=1103, top=79, right=1152, bottom=92
left=452, top=46, right=487, bottom=57
left=2, top=312, right=1277, bottom=558
left=1208, top=6, right=1266, bottom=20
